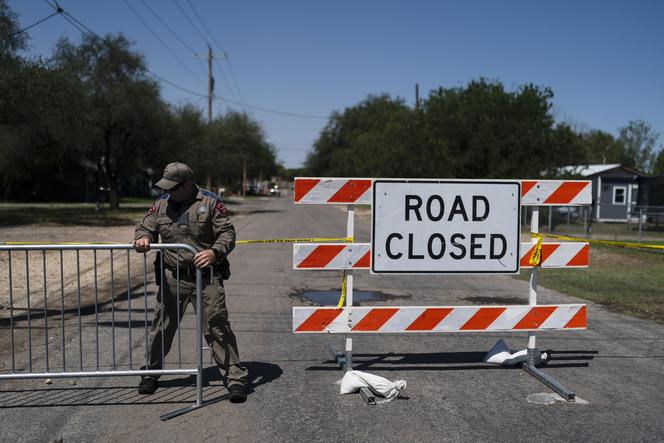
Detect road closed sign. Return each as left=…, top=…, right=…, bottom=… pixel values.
left=371, top=180, right=521, bottom=274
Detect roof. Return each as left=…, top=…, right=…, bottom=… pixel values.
left=557, top=164, right=622, bottom=177
left=558, top=163, right=643, bottom=177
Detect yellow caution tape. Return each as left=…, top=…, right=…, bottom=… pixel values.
left=236, top=237, right=352, bottom=245
left=337, top=270, right=347, bottom=309
left=0, top=241, right=117, bottom=245
left=528, top=233, right=543, bottom=266
left=2, top=237, right=353, bottom=246
left=541, top=233, right=664, bottom=251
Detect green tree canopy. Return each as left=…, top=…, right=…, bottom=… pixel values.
left=579, top=129, right=624, bottom=165
left=53, top=33, right=169, bottom=208
left=307, top=80, right=574, bottom=179
left=617, top=120, right=660, bottom=173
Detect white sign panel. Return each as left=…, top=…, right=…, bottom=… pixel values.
left=371, top=180, right=521, bottom=274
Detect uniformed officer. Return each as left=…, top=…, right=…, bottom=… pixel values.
left=133, top=162, right=248, bottom=402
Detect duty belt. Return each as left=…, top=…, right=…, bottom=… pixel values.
left=170, top=266, right=214, bottom=280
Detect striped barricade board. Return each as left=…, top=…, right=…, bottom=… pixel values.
left=293, top=243, right=371, bottom=269
left=294, top=178, right=591, bottom=206
left=293, top=305, right=587, bottom=333
left=293, top=242, right=588, bottom=270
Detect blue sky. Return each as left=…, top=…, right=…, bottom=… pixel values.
left=10, top=0, right=664, bottom=168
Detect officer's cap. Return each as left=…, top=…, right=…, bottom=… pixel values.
left=156, top=162, right=194, bottom=190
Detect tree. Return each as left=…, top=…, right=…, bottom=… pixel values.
left=0, top=60, right=90, bottom=200
left=210, top=111, right=278, bottom=192
left=53, top=33, right=167, bottom=208
left=307, top=94, right=418, bottom=177
left=652, top=148, right=664, bottom=176
left=160, top=107, right=278, bottom=193
left=0, top=0, right=26, bottom=59
left=1, top=1, right=92, bottom=200
left=579, top=129, right=624, bottom=165
left=618, top=120, right=660, bottom=173
left=422, top=80, right=558, bottom=179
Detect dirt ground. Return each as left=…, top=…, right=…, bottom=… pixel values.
left=0, top=224, right=152, bottom=373
left=0, top=225, right=138, bottom=311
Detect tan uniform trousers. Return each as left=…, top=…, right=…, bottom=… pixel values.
left=146, top=272, right=247, bottom=387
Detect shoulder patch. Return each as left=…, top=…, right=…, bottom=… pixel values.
left=147, top=205, right=156, bottom=214
left=214, top=201, right=229, bottom=216
left=200, top=189, right=219, bottom=200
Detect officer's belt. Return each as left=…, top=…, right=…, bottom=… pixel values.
left=166, top=265, right=214, bottom=281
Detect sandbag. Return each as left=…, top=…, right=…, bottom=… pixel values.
left=483, top=339, right=547, bottom=367
left=340, top=370, right=406, bottom=403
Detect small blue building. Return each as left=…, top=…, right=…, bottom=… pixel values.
left=559, top=164, right=643, bottom=222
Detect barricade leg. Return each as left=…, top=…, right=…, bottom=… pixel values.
left=324, top=204, right=374, bottom=404
left=521, top=207, right=576, bottom=401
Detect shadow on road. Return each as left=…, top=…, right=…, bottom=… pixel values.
left=0, top=361, right=282, bottom=409
left=0, top=285, right=153, bottom=326
left=305, top=350, right=596, bottom=371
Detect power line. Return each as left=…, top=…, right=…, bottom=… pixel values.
left=42, top=1, right=328, bottom=120
left=3, top=8, right=62, bottom=42
left=120, top=0, right=204, bottom=86
left=213, top=58, right=242, bottom=103
left=172, top=0, right=208, bottom=45
left=138, top=0, right=207, bottom=76
left=185, top=0, right=225, bottom=51
left=218, top=96, right=328, bottom=120
left=139, top=0, right=196, bottom=53
left=274, top=146, right=314, bottom=151
left=177, top=0, right=323, bottom=118
left=172, top=0, right=243, bottom=103
left=224, top=58, right=248, bottom=104
left=42, top=0, right=207, bottom=98
left=184, top=0, right=247, bottom=104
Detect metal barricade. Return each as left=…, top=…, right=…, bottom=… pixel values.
left=0, top=243, right=204, bottom=420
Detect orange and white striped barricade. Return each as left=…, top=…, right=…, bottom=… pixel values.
left=292, top=177, right=591, bottom=402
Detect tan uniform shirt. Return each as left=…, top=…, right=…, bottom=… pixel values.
left=134, top=187, right=235, bottom=270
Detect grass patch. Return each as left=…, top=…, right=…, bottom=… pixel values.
left=516, top=244, right=664, bottom=321
left=534, top=219, right=664, bottom=244
left=0, top=203, right=147, bottom=226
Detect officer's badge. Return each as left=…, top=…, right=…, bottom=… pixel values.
left=198, top=206, right=207, bottom=214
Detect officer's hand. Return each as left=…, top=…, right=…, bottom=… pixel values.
left=193, top=249, right=216, bottom=268
left=133, top=237, right=151, bottom=252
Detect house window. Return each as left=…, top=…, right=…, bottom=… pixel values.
left=613, top=186, right=626, bottom=205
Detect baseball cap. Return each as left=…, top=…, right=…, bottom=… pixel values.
left=156, top=162, right=194, bottom=190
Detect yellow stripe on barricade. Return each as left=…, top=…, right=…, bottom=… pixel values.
left=541, top=233, right=664, bottom=251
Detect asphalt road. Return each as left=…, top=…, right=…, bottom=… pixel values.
left=1, top=194, right=664, bottom=442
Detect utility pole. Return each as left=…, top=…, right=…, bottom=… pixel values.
left=196, top=44, right=226, bottom=123
left=207, top=44, right=213, bottom=123
left=415, top=83, right=420, bottom=110
left=196, top=45, right=227, bottom=188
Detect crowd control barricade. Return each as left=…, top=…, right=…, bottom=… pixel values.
left=292, top=177, right=591, bottom=403
left=0, top=243, right=205, bottom=420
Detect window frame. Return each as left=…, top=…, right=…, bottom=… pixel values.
left=612, top=186, right=627, bottom=205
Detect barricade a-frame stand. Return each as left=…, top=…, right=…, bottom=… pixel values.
left=326, top=202, right=377, bottom=403
left=292, top=178, right=590, bottom=404
left=523, top=206, right=576, bottom=401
